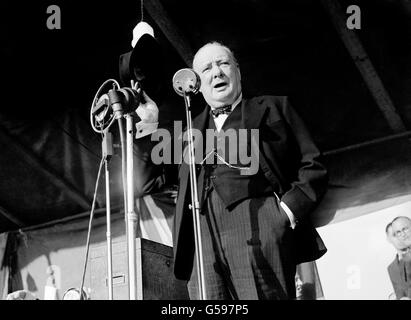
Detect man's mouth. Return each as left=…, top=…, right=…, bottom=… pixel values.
left=213, top=82, right=228, bottom=90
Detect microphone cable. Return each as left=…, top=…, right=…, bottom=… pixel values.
left=78, top=155, right=105, bottom=299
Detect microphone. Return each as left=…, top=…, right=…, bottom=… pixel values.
left=172, top=68, right=200, bottom=96
left=108, top=87, right=142, bottom=118
left=90, top=79, right=142, bottom=133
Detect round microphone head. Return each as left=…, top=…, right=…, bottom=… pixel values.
left=172, top=68, right=200, bottom=96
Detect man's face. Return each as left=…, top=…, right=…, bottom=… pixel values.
left=387, top=225, right=406, bottom=250
left=391, top=218, right=411, bottom=246
left=193, top=44, right=242, bottom=109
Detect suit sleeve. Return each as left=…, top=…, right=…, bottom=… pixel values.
left=391, top=277, right=406, bottom=299
left=278, top=96, right=328, bottom=221
left=134, top=134, right=165, bottom=197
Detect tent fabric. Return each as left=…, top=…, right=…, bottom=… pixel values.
left=0, top=89, right=183, bottom=234
left=0, top=110, right=124, bottom=232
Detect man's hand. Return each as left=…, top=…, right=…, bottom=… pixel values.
left=6, top=290, right=37, bottom=300
left=136, top=91, right=159, bottom=123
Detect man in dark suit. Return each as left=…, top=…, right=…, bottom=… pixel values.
left=135, top=41, right=328, bottom=299
left=386, top=216, right=411, bottom=300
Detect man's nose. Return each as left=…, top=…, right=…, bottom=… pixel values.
left=211, top=64, right=223, bottom=78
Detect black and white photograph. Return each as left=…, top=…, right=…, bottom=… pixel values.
left=1, top=0, right=411, bottom=305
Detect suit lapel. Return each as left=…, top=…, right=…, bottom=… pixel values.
left=391, top=256, right=406, bottom=284
left=241, top=97, right=269, bottom=130
left=193, top=104, right=210, bottom=132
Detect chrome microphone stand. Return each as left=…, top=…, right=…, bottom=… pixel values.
left=91, top=80, right=141, bottom=300
left=125, top=112, right=138, bottom=300
left=173, top=69, right=206, bottom=300
left=108, top=85, right=140, bottom=300
left=102, top=130, right=114, bottom=300
left=91, top=79, right=120, bottom=300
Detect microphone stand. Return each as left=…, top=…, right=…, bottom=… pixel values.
left=125, top=112, right=138, bottom=300
left=91, top=80, right=139, bottom=300
left=90, top=80, right=120, bottom=300
left=183, top=92, right=207, bottom=300
left=108, top=88, right=138, bottom=300
left=102, top=130, right=114, bottom=300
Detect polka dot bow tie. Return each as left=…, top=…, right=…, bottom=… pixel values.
left=210, top=105, right=232, bottom=117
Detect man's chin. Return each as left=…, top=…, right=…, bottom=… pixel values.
left=211, top=93, right=234, bottom=105
left=212, top=92, right=229, bottom=100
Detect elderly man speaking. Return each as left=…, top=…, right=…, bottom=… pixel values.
left=135, top=41, right=328, bottom=300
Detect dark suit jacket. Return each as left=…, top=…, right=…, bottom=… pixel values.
left=388, top=256, right=411, bottom=299
left=172, top=96, right=328, bottom=280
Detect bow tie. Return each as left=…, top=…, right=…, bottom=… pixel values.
left=210, top=105, right=232, bottom=117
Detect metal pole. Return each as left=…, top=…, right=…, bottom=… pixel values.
left=102, top=130, right=114, bottom=300
left=183, top=93, right=206, bottom=300
left=105, top=158, right=113, bottom=300
left=116, top=116, right=129, bottom=299
left=323, top=130, right=411, bottom=156
left=125, top=114, right=138, bottom=300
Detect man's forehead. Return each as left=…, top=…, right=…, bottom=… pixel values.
left=193, top=45, right=232, bottom=66
left=393, top=218, right=411, bottom=228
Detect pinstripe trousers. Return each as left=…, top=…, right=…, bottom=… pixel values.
left=187, top=189, right=297, bottom=300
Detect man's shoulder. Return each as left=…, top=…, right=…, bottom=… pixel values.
left=244, top=95, right=290, bottom=115
left=388, top=256, right=398, bottom=272
left=245, top=95, right=287, bottom=106
left=244, top=95, right=289, bottom=124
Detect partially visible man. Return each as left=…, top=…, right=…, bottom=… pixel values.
left=386, top=217, right=411, bottom=300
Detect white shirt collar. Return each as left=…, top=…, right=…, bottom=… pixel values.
left=212, top=93, right=242, bottom=132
